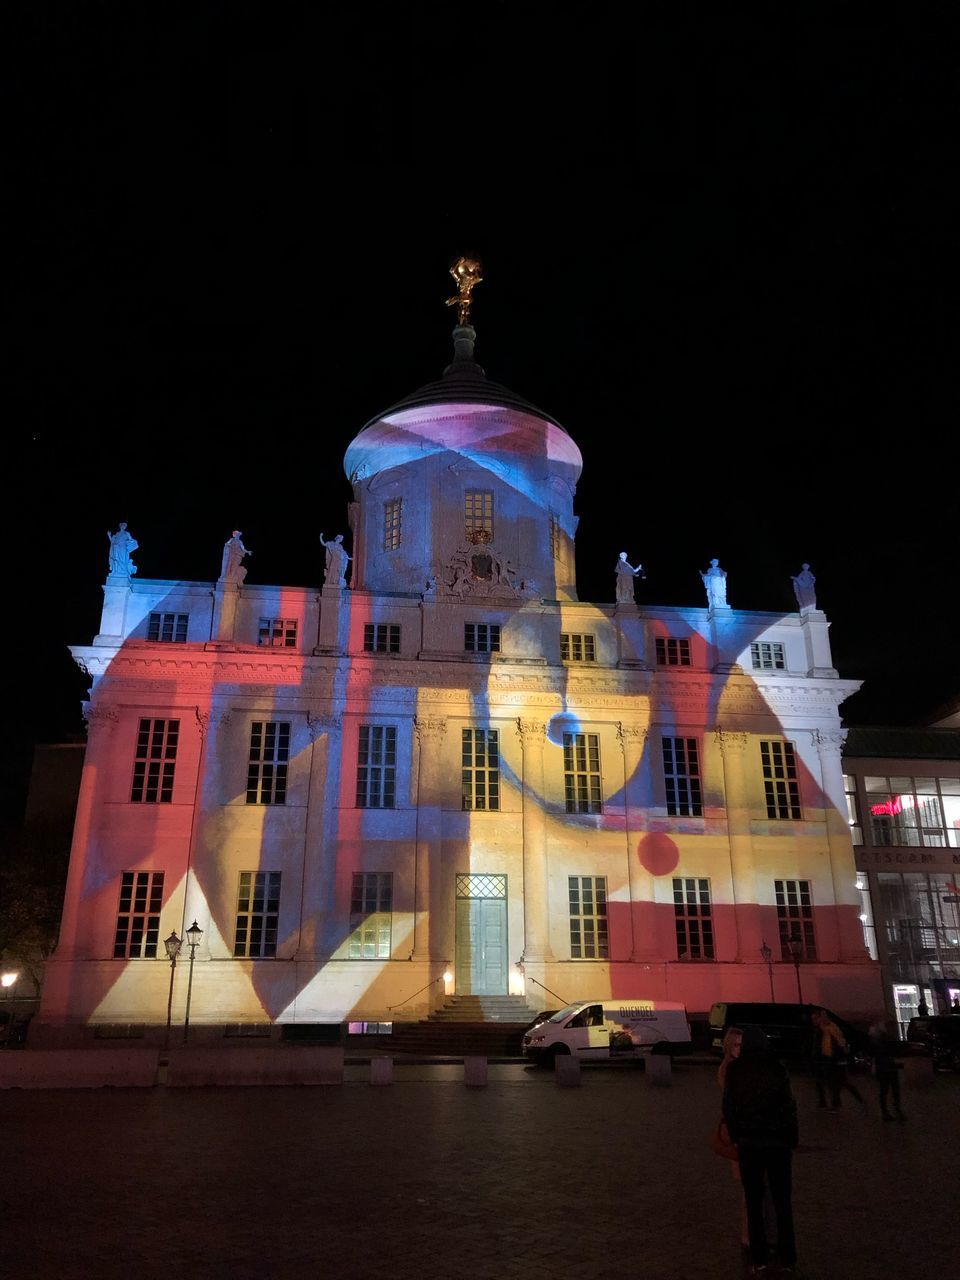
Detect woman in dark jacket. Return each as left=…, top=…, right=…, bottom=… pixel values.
left=722, top=1025, right=799, bottom=1275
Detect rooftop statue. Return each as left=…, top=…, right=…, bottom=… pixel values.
left=220, top=530, right=251, bottom=585
left=791, top=563, right=817, bottom=611
left=700, top=558, right=728, bottom=609
left=319, top=532, right=352, bottom=588
left=445, top=255, right=483, bottom=327
left=615, top=551, right=643, bottom=604
left=107, top=522, right=138, bottom=577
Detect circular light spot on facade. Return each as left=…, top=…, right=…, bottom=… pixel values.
left=547, top=713, right=581, bottom=745
left=637, top=832, right=680, bottom=876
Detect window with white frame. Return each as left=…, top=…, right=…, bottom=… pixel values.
left=246, top=722, right=289, bottom=805
left=356, top=725, right=396, bottom=808
left=258, top=617, right=298, bottom=648
left=113, top=871, right=165, bottom=958
left=234, top=871, right=281, bottom=957
left=383, top=498, right=402, bottom=551
left=569, top=876, right=608, bottom=958
left=760, top=740, right=802, bottom=819
left=131, top=718, right=179, bottom=803
left=560, top=633, right=596, bottom=662
left=364, top=623, right=401, bottom=654
left=461, top=728, right=500, bottom=810
left=662, top=737, right=703, bottom=816
left=563, top=732, right=603, bottom=814
left=775, top=878, right=816, bottom=959
left=349, top=873, right=393, bottom=958
left=465, top=623, right=501, bottom=653
left=751, top=641, right=786, bottom=670
left=148, top=612, right=188, bottom=643
left=655, top=637, right=691, bottom=666
left=465, top=489, right=494, bottom=539
left=673, top=877, right=714, bottom=959
left=863, top=775, right=960, bottom=848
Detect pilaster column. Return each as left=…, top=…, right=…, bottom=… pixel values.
left=411, top=716, right=447, bottom=961
left=303, top=713, right=343, bottom=959
left=618, top=723, right=651, bottom=960
left=517, top=718, right=555, bottom=963
left=715, top=729, right=760, bottom=959
left=55, top=705, right=120, bottom=957
left=815, top=729, right=866, bottom=960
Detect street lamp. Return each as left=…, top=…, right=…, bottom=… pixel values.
left=182, top=920, right=203, bottom=1043
left=760, top=941, right=775, bottom=1002
left=786, top=933, right=804, bottom=1002
left=1, top=970, right=19, bottom=1048
left=163, top=930, right=182, bottom=1048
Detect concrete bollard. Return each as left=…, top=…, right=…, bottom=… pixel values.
left=370, top=1057, right=394, bottom=1086
left=464, top=1055, right=488, bottom=1088
left=645, top=1053, right=672, bottom=1085
left=554, top=1054, right=581, bottom=1087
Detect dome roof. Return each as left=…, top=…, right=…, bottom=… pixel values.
left=360, top=325, right=568, bottom=434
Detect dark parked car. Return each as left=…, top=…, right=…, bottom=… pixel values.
left=906, top=1015, right=960, bottom=1071
left=708, top=1001, right=870, bottom=1068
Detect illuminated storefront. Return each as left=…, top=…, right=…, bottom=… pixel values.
left=843, top=727, right=960, bottom=1030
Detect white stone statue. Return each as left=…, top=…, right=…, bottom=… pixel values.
left=107, top=523, right=138, bottom=577
left=700, top=558, right=728, bottom=609
left=220, top=530, right=251, bottom=584
left=791, top=563, right=817, bottom=611
left=319, top=532, right=351, bottom=587
left=615, top=551, right=642, bottom=604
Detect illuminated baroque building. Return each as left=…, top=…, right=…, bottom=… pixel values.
left=36, top=267, right=882, bottom=1043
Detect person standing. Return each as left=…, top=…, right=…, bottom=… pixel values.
left=810, top=1008, right=864, bottom=1111
left=723, top=1025, right=799, bottom=1276
left=868, top=1016, right=906, bottom=1121
left=717, top=1028, right=750, bottom=1254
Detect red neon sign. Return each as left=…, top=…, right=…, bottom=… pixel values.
left=871, top=797, right=902, bottom=817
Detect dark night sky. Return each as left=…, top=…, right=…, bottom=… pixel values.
left=4, top=3, right=958, bottom=820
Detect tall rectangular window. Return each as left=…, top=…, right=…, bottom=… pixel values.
left=563, top=732, right=603, bottom=814
left=349, top=873, right=393, bottom=958
left=462, top=729, right=500, bottom=811
left=364, top=623, right=401, bottom=653
left=465, top=489, right=494, bottom=538
left=148, top=613, right=188, bottom=643
left=662, top=737, right=703, bottom=817
left=131, top=719, right=179, bottom=803
left=356, top=725, right=397, bottom=808
left=775, top=879, right=816, bottom=959
left=465, top=623, right=501, bottom=653
left=550, top=514, right=562, bottom=559
left=760, top=740, right=802, bottom=819
left=655, top=637, right=691, bottom=666
left=560, top=633, right=596, bottom=662
left=843, top=774, right=863, bottom=845
left=383, top=498, right=402, bottom=551
left=113, top=871, right=164, bottom=958
left=246, top=722, right=290, bottom=805
left=569, top=876, right=608, bottom=959
left=751, top=641, right=785, bottom=670
left=234, top=871, right=281, bottom=958
left=258, top=618, right=298, bottom=648
left=673, top=877, right=714, bottom=959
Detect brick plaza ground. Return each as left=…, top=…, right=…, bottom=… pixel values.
left=2, top=1058, right=957, bottom=1280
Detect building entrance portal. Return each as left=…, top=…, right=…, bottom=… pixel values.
left=455, top=873, right=507, bottom=995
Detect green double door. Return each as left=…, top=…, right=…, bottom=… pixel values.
left=455, top=884, right=508, bottom=995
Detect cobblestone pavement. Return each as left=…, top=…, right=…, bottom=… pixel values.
left=2, top=1059, right=957, bottom=1280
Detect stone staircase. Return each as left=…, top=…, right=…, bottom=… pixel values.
left=384, top=995, right=546, bottom=1058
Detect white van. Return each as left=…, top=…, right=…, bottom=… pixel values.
left=521, top=999, right=691, bottom=1065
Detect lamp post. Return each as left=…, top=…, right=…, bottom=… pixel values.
left=760, top=941, right=775, bottom=1002
left=1, top=970, right=19, bottom=1047
left=786, top=933, right=804, bottom=1002
left=163, top=930, right=182, bottom=1048
left=182, top=920, right=203, bottom=1043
